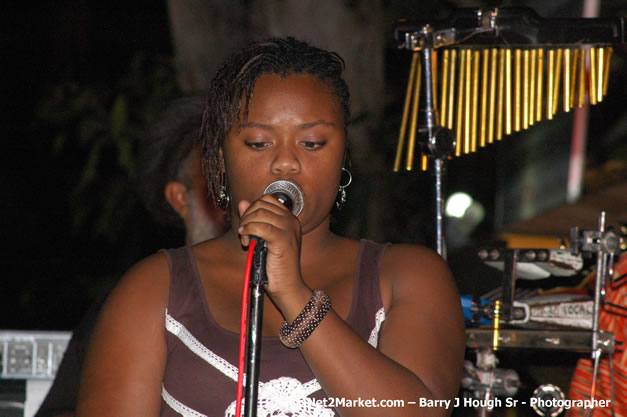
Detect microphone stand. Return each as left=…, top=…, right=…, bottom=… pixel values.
left=241, top=184, right=302, bottom=417
left=415, top=25, right=455, bottom=260
left=244, top=239, right=267, bottom=417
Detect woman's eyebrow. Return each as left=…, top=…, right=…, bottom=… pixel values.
left=238, top=120, right=335, bottom=130
left=299, top=120, right=335, bottom=129
left=238, top=121, right=272, bottom=130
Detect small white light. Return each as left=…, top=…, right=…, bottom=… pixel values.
left=445, top=192, right=473, bottom=218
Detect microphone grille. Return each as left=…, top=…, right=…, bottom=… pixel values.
left=263, top=180, right=304, bottom=216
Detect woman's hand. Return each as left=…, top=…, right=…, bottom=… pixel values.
left=237, top=195, right=310, bottom=308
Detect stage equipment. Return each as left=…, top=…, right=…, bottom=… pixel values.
left=389, top=7, right=625, bottom=414
left=465, top=212, right=623, bottom=416
left=240, top=180, right=303, bottom=417
left=391, top=7, right=625, bottom=258
left=0, top=330, right=71, bottom=417
left=465, top=293, right=596, bottom=330
left=470, top=213, right=621, bottom=334
left=531, top=385, right=566, bottom=417
left=263, top=180, right=304, bottom=217
left=462, top=348, right=520, bottom=413
left=478, top=247, right=583, bottom=279
left=466, top=328, right=615, bottom=353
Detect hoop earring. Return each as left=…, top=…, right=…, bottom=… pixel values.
left=336, top=167, right=352, bottom=210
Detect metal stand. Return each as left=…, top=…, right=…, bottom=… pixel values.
left=462, top=348, right=520, bottom=417
left=500, top=249, right=518, bottom=322
left=568, top=212, right=621, bottom=417
left=433, top=158, right=447, bottom=259
left=415, top=26, right=456, bottom=259
left=464, top=212, right=621, bottom=417
left=244, top=242, right=268, bottom=417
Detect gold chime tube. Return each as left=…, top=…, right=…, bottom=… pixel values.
left=589, top=47, right=598, bottom=105
left=552, top=48, right=563, bottom=116
left=447, top=49, right=457, bottom=129
left=514, top=49, right=522, bottom=132
left=464, top=49, right=472, bottom=154
left=493, top=300, right=501, bottom=351
left=471, top=50, right=480, bottom=152
left=505, top=48, right=512, bottom=135
left=570, top=49, right=579, bottom=109
left=432, top=49, right=439, bottom=117
left=564, top=48, right=571, bottom=112
left=480, top=49, right=489, bottom=147
left=393, top=51, right=419, bottom=172
left=406, top=59, right=422, bottom=170
left=603, top=47, right=612, bottom=97
left=392, top=42, right=616, bottom=174
left=441, top=49, right=450, bottom=129
left=547, top=49, right=555, bottom=120
left=523, top=49, right=529, bottom=130
left=488, top=48, right=498, bottom=144
left=529, top=49, right=537, bottom=126
left=421, top=154, right=428, bottom=171
left=597, top=47, right=604, bottom=103
left=456, top=49, right=465, bottom=156
left=578, top=49, right=586, bottom=108
left=536, top=48, right=544, bottom=122
left=496, top=49, right=506, bottom=140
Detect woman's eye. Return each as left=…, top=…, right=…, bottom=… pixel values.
left=301, top=140, right=326, bottom=150
left=245, top=141, right=270, bottom=150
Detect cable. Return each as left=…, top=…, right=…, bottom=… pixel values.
left=611, top=272, right=626, bottom=286
left=235, top=239, right=257, bottom=417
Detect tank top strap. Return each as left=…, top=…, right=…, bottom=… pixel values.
left=160, top=246, right=204, bottom=321
left=346, top=239, right=389, bottom=341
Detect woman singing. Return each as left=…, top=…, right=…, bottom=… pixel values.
left=77, top=37, right=465, bottom=417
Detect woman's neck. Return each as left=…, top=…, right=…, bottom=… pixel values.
left=223, top=214, right=340, bottom=262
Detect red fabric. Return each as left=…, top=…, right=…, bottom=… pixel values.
left=567, top=254, right=627, bottom=417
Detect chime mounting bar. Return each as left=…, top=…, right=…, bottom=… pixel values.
left=395, top=7, right=625, bottom=51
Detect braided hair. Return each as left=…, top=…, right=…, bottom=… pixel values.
left=200, top=37, right=351, bottom=204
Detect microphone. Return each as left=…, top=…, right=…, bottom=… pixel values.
left=263, top=180, right=304, bottom=216
left=243, top=180, right=303, bottom=417
left=249, top=180, right=304, bottom=246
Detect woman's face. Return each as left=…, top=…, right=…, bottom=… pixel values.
left=222, top=73, right=345, bottom=233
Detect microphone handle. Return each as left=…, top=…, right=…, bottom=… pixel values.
left=244, top=183, right=294, bottom=416
left=250, top=236, right=267, bottom=285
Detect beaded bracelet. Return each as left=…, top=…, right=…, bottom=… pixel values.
left=279, top=290, right=331, bottom=349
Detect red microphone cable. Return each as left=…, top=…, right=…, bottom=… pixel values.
left=235, top=239, right=257, bottom=417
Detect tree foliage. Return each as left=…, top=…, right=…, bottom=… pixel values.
left=34, top=53, right=180, bottom=241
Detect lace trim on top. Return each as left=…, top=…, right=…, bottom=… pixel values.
left=368, top=307, right=386, bottom=348
left=165, top=310, right=239, bottom=382
left=163, top=308, right=386, bottom=417
left=224, top=377, right=336, bottom=417
left=162, top=384, right=208, bottom=417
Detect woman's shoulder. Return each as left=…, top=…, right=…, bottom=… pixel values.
left=383, top=242, right=446, bottom=268
left=380, top=242, right=457, bottom=295
left=333, top=238, right=446, bottom=278
left=106, top=250, right=172, bottom=310
left=125, top=250, right=171, bottom=282
left=78, top=251, right=171, bottom=414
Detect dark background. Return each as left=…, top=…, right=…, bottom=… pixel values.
left=3, top=1, right=176, bottom=329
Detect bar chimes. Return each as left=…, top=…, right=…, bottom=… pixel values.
left=393, top=8, right=625, bottom=172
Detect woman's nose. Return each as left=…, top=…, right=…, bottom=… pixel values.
left=270, top=144, right=301, bottom=175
